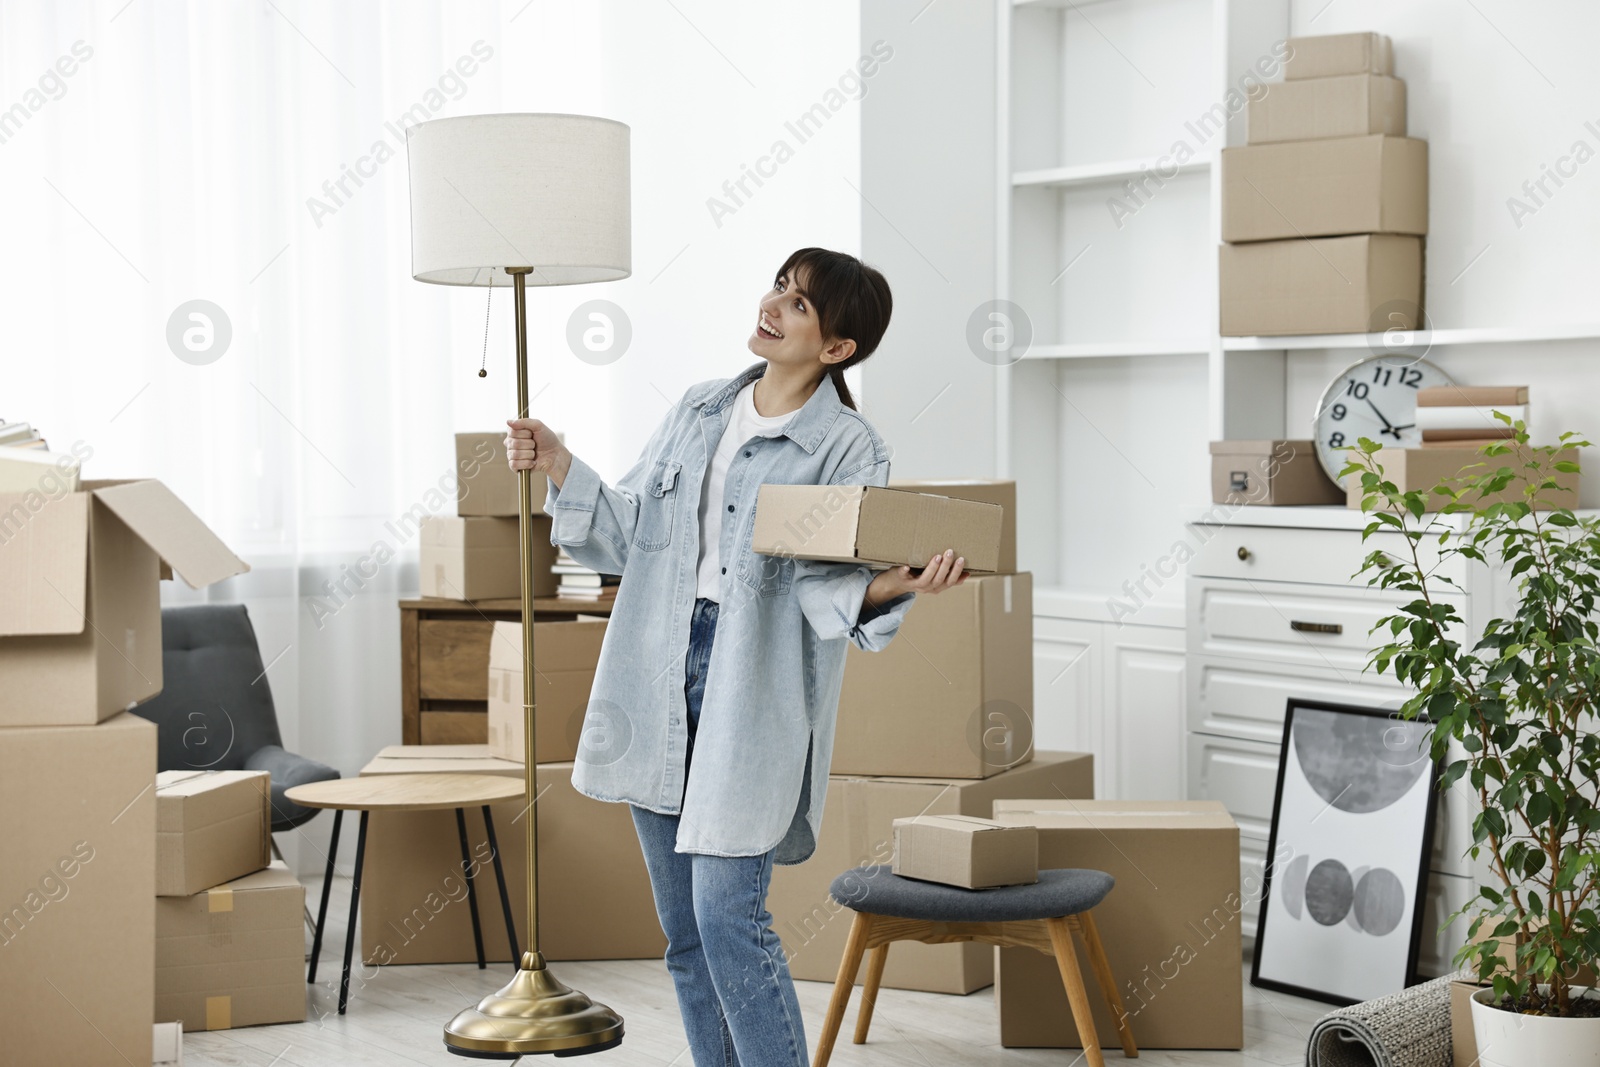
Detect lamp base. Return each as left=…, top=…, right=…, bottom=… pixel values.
left=444, top=952, right=625, bottom=1058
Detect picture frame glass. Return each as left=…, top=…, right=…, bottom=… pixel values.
left=1251, top=698, right=1440, bottom=1005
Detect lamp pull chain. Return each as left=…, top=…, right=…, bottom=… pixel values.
left=478, top=273, right=493, bottom=378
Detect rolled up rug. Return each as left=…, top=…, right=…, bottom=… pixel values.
left=1304, top=971, right=1465, bottom=1067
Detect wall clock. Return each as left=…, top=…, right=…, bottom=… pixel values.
left=1313, top=353, right=1455, bottom=487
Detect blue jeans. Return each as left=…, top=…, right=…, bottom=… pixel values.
left=630, top=596, right=809, bottom=1067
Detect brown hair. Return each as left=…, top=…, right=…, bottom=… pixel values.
left=775, top=247, right=892, bottom=412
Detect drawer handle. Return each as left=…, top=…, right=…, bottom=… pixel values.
left=1236, top=546, right=1251, bottom=561
left=1290, top=620, right=1343, bottom=635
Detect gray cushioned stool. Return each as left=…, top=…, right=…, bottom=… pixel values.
left=815, top=865, right=1139, bottom=1067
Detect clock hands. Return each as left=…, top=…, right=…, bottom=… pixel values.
left=1365, top=397, right=1406, bottom=441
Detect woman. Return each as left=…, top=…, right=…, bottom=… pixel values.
left=504, top=247, right=968, bottom=1066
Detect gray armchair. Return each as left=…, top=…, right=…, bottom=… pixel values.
left=132, top=604, right=339, bottom=833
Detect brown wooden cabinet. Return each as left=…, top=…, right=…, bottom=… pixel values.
left=399, top=596, right=614, bottom=744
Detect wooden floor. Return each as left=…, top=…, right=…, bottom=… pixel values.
left=184, top=874, right=1329, bottom=1067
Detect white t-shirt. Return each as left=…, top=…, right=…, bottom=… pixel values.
left=697, top=380, right=792, bottom=601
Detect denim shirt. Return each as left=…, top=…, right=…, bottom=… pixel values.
left=545, top=359, right=917, bottom=865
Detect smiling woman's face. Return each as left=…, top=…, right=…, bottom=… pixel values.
left=749, top=266, right=827, bottom=363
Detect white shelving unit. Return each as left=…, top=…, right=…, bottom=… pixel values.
left=997, top=0, right=1291, bottom=627
left=859, top=0, right=1600, bottom=973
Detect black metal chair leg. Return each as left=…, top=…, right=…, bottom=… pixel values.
left=307, top=809, right=342, bottom=984
left=456, top=806, right=486, bottom=970
left=482, top=804, right=520, bottom=967
left=338, top=810, right=369, bottom=1015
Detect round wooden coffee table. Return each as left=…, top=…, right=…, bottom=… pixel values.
left=285, top=773, right=528, bottom=1014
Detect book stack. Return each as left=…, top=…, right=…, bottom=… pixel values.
left=0, top=420, right=81, bottom=494
left=1416, top=385, right=1529, bottom=448
left=551, top=545, right=620, bottom=601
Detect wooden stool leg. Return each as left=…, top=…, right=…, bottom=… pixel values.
left=1046, top=916, right=1105, bottom=1067
left=1077, top=911, right=1138, bottom=1058
left=815, top=912, right=873, bottom=1067
left=853, top=942, right=890, bottom=1044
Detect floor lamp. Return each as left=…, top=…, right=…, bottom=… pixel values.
left=406, top=112, right=630, bottom=1058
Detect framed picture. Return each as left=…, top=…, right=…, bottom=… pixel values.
left=1251, top=698, right=1440, bottom=1006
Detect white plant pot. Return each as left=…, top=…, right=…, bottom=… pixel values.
left=1469, top=984, right=1600, bottom=1067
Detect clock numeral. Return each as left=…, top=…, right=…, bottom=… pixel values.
left=1399, top=367, right=1423, bottom=388
left=1346, top=381, right=1370, bottom=400
left=1328, top=432, right=1346, bottom=449
left=1372, top=366, right=1393, bottom=386
left=1331, top=403, right=1347, bottom=421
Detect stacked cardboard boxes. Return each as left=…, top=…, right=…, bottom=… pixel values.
left=1220, top=33, right=1428, bottom=336
left=754, top=479, right=1097, bottom=992
left=152, top=771, right=306, bottom=1032
left=832, top=479, right=1026, bottom=778
left=0, top=478, right=249, bottom=1064
left=485, top=617, right=608, bottom=762
left=356, top=745, right=665, bottom=965
left=420, top=432, right=559, bottom=599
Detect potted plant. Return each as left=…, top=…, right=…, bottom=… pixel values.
left=1343, top=419, right=1600, bottom=1065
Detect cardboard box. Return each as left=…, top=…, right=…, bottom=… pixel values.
left=751, top=484, right=1004, bottom=574
left=887, top=479, right=1017, bottom=573
left=892, top=814, right=1038, bottom=888
left=1463, top=911, right=1598, bottom=983
left=992, top=800, right=1243, bottom=1050
left=1221, top=135, right=1427, bottom=243
left=0, top=713, right=158, bottom=1067
left=1219, top=234, right=1422, bottom=337
left=1451, top=979, right=1484, bottom=1067
left=1209, top=440, right=1344, bottom=506
left=155, top=861, right=305, bottom=1031
left=834, top=572, right=1032, bottom=779
left=456, top=431, right=555, bottom=518
left=1284, top=32, right=1393, bottom=80
left=767, top=750, right=1094, bottom=993
left=0, top=479, right=249, bottom=726
left=156, top=770, right=271, bottom=897
left=486, top=618, right=608, bottom=763
left=1346, top=446, right=1580, bottom=512
left=419, top=514, right=557, bottom=599
left=357, top=745, right=665, bottom=965
left=1248, top=74, right=1406, bottom=144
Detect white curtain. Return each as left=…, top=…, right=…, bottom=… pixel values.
left=3, top=0, right=864, bottom=873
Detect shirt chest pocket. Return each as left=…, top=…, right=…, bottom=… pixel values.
left=632, top=459, right=682, bottom=552
left=739, top=550, right=794, bottom=597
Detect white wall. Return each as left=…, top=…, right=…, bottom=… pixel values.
left=3, top=0, right=864, bottom=875
left=1282, top=0, right=1600, bottom=503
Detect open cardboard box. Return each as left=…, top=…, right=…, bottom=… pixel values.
left=0, top=479, right=248, bottom=726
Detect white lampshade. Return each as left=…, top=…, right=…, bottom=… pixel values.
left=406, top=113, right=631, bottom=287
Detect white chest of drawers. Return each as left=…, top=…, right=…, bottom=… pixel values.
left=1182, top=506, right=1491, bottom=979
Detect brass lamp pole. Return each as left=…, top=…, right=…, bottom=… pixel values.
left=405, top=113, right=630, bottom=1058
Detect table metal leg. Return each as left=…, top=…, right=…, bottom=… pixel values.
left=338, top=810, right=369, bottom=1015
left=307, top=809, right=342, bottom=985
left=482, top=804, right=519, bottom=967
left=456, top=806, right=486, bottom=970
